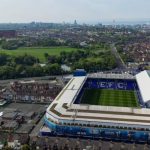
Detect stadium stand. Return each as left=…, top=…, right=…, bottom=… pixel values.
left=42, top=70, right=150, bottom=143
left=136, top=70, right=150, bottom=107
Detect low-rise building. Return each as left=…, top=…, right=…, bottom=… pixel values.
left=2, top=112, right=17, bottom=120
left=8, top=140, right=21, bottom=150
left=0, top=30, right=17, bottom=38
left=10, top=80, right=63, bottom=103
left=2, top=121, right=18, bottom=131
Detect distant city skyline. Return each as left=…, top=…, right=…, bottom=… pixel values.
left=0, top=0, right=150, bottom=24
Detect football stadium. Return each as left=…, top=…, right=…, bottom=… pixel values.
left=41, top=70, right=150, bottom=142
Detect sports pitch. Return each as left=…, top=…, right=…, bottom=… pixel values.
left=80, top=89, right=139, bottom=107
left=0, top=46, right=79, bottom=62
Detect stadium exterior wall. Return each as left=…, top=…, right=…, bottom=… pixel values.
left=42, top=116, right=150, bottom=142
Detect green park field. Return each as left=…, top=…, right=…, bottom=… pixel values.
left=0, top=46, right=79, bottom=62
left=80, top=89, right=139, bottom=107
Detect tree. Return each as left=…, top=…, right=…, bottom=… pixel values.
left=1, top=40, right=19, bottom=50
left=0, top=53, right=9, bottom=66
left=21, top=144, right=30, bottom=150
left=47, top=55, right=61, bottom=64
left=44, top=53, right=49, bottom=60
left=44, top=63, right=62, bottom=75
left=0, top=65, right=16, bottom=79
left=14, top=54, right=38, bottom=65
left=32, top=64, right=44, bottom=76
left=15, top=65, right=25, bottom=75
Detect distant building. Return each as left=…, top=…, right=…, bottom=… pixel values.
left=80, top=41, right=88, bottom=47
left=0, top=30, right=17, bottom=38
left=74, top=20, right=78, bottom=26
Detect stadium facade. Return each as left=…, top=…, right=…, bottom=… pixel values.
left=41, top=70, right=150, bottom=142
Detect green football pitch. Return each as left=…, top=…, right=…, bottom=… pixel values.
left=80, top=89, right=139, bottom=107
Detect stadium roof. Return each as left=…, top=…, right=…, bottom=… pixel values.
left=88, top=73, right=135, bottom=79
left=54, top=76, right=86, bottom=106
left=147, top=70, right=150, bottom=77
left=136, top=70, right=150, bottom=103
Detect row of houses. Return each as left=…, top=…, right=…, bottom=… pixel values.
left=0, top=80, right=63, bottom=103
left=125, top=42, right=150, bottom=62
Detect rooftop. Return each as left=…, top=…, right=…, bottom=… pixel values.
left=136, top=70, right=150, bottom=103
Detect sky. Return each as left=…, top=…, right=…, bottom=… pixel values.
left=0, top=0, right=150, bottom=23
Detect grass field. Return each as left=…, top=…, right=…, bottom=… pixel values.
left=80, top=89, right=139, bottom=107
left=0, top=46, right=79, bottom=62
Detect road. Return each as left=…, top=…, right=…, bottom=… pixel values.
left=111, top=44, right=127, bottom=70
left=30, top=116, right=44, bottom=137
left=0, top=74, right=70, bottom=87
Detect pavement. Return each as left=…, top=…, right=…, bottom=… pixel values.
left=30, top=116, right=44, bottom=137
left=0, top=102, right=46, bottom=113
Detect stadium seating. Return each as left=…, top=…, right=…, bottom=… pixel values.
left=85, top=79, right=138, bottom=90
left=74, top=78, right=144, bottom=106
